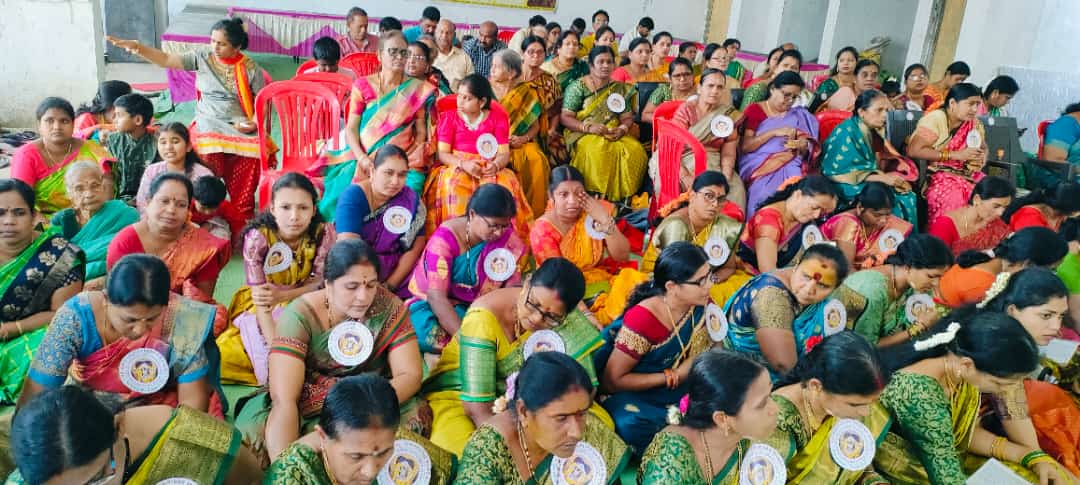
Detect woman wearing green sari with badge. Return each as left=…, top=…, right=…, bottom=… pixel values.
left=541, top=30, right=589, bottom=93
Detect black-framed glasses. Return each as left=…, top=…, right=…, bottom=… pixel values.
left=386, top=47, right=409, bottom=58
left=696, top=190, right=727, bottom=205
left=478, top=216, right=512, bottom=232
left=682, top=274, right=712, bottom=288
left=524, top=285, right=565, bottom=327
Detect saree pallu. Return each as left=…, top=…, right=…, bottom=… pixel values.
left=594, top=305, right=711, bottom=452
left=915, top=111, right=986, bottom=222
left=163, top=226, right=231, bottom=299
left=810, top=78, right=856, bottom=113
left=739, top=106, right=819, bottom=218
left=124, top=406, right=240, bottom=485
left=1023, top=379, right=1080, bottom=476
left=642, top=212, right=750, bottom=307
left=10, top=141, right=113, bottom=216
left=564, top=80, right=648, bottom=201
left=0, top=227, right=83, bottom=403
left=765, top=396, right=892, bottom=484
left=822, top=211, right=913, bottom=269
left=501, top=83, right=551, bottom=216
left=455, top=414, right=629, bottom=485
left=640, top=432, right=748, bottom=484
left=739, top=81, right=769, bottom=110
left=727, top=61, right=749, bottom=85
left=649, top=103, right=747, bottom=209
left=354, top=186, right=426, bottom=292
left=722, top=273, right=812, bottom=380
left=841, top=269, right=912, bottom=344
left=266, top=429, right=457, bottom=485
left=424, top=307, right=610, bottom=455
left=925, top=84, right=946, bottom=111
left=527, top=72, right=566, bottom=164
left=736, top=208, right=808, bottom=274
left=938, top=264, right=997, bottom=308
left=928, top=215, right=1011, bottom=256
left=541, top=58, right=590, bottom=93
left=821, top=116, right=919, bottom=224
left=50, top=200, right=138, bottom=280
left=311, top=77, right=437, bottom=220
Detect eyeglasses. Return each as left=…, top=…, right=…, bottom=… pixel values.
left=524, top=286, right=565, bottom=327
left=696, top=191, right=727, bottom=205
left=70, top=181, right=104, bottom=194
left=408, top=54, right=428, bottom=62
left=385, top=48, right=409, bottom=58
left=681, top=274, right=712, bottom=288
left=477, top=215, right=511, bottom=232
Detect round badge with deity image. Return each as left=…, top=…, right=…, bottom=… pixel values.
left=584, top=215, right=607, bottom=240
left=328, top=320, right=375, bottom=367
left=704, top=236, right=731, bottom=266
left=710, top=114, right=735, bottom=138
left=739, top=443, right=786, bottom=485
left=823, top=299, right=847, bottom=336
left=476, top=133, right=499, bottom=160
left=264, top=241, right=294, bottom=275
left=483, top=248, right=517, bottom=282
left=119, top=348, right=170, bottom=395
left=524, top=329, right=566, bottom=359
left=966, top=130, right=982, bottom=149
left=877, top=229, right=905, bottom=253
left=378, top=439, right=433, bottom=485
left=904, top=293, right=935, bottom=324
left=383, top=206, right=414, bottom=235
left=606, top=93, right=626, bottom=113
left=829, top=418, right=876, bottom=471
left=551, top=441, right=606, bottom=485
left=802, top=224, right=825, bottom=248
left=705, top=303, right=729, bottom=342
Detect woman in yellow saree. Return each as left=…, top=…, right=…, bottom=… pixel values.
left=875, top=312, right=1076, bottom=484
left=560, top=45, right=648, bottom=202
left=491, top=49, right=550, bottom=216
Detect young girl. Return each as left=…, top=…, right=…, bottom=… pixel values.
left=136, top=122, right=215, bottom=214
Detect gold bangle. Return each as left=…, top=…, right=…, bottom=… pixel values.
left=907, top=322, right=924, bottom=338
left=990, top=436, right=1007, bottom=461
left=14, top=320, right=23, bottom=336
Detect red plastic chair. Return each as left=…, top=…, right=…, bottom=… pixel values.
left=340, top=52, right=381, bottom=77
left=809, top=73, right=829, bottom=92
left=651, top=100, right=684, bottom=145
left=498, top=30, right=515, bottom=44
left=1037, top=119, right=1052, bottom=158
left=294, top=59, right=318, bottom=77
left=293, top=72, right=353, bottom=110
left=652, top=118, right=707, bottom=220
left=434, top=95, right=508, bottom=122
left=816, top=109, right=853, bottom=145
left=254, top=81, right=342, bottom=210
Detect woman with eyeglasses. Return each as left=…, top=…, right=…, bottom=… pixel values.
left=595, top=242, right=717, bottom=452
left=406, top=40, right=452, bottom=95
left=9, top=386, right=262, bottom=484
left=893, top=64, right=934, bottom=111
left=424, top=257, right=612, bottom=456
left=640, top=57, right=696, bottom=125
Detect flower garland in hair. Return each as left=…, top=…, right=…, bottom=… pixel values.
left=913, top=322, right=961, bottom=351
left=666, top=394, right=691, bottom=425
left=491, top=371, right=519, bottom=414
left=976, top=272, right=1012, bottom=309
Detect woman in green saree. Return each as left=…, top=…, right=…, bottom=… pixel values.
left=875, top=311, right=1075, bottom=484
left=541, top=30, right=589, bottom=93
left=267, top=374, right=456, bottom=485
left=764, top=332, right=892, bottom=485
left=8, top=386, right=262, bottom=484
left=640, top=350, right=781, bottom=484
left=455, top=351, right=630, bottom=484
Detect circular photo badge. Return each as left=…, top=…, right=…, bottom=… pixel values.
left=829, top=419, right=876, bottom=471
left=483, top=248, right=517, bottom=282
left=524, top=329, right=566, bottom=359
left=966, top=130, right=982, bottom=149
left=606, top=93, right=626, bottom=113
left=739, top=443, right=786, bottom=485
left=877, top=229, right=905, bottom=253
left=551, top=441, right=606, bottom=485
left=328, top=320, right=375, bottom=367
left=905, top=100, right=923, bottom=112
left=905, top=293, right=934, bottom=324
left=584, top=215, right=607, bottom=240
left=704, top=236, right=731, bottom=266
left=823, top=299, right=847, bottom=336
left=710, top=114, right=735, bottom=138
left=119, top=348, right=170, bottom=395
left=383, top=206, right=414, bottom=235
left=155, top=479, right=198, bottom=485
left=905, top=111, right=915, bottom=121
left=987, top=116, right=996, bottom=126
left=264, top=241, right=294, bottom=275
left=476, top=133, right=499, bottom=160
left=705, top=303, right=729, bottom=342
left=802, top=224, right=825, bottom=248
left=378, top=439, right=433, bottom=485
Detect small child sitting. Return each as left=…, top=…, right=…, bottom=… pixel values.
left=303, top=36, right=357, bottom=80
left=106, top=93, right=157, bottom=204
left=191, top=176, right=245, bottom=243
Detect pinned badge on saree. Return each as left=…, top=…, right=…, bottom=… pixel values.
left=1043, top=339, right=1080, bottom=365
left=905, top=100, right=922, bottom=112
left=710, top=114, right=735, bottom=138
left=802, top=224, right=825, bottom=248
left=524, top=329, right=566, bottom=359
left=155, top=479, right=198, bottom=485
left=606, top=93, right=626, bottom=113
left=551, top=441, right=606, bottom=485
left=739, top=443, right=786, bottom=485
left=823, top=299, right=846, bottom=336
left=705, top=303, right=729, bottom=342
left=483, top=248, right=516, bottom=282
left=476, top=133, right=499, bottom=160
left=119, top=348, right=169, bottom=394
left=878, top=229, right=905, bottom=253
left=328, top=320, right=375, bottom=366
left=264, top=241, right=294, bottom=275
left=584, top=215, right=607, bottom=240
left=905, top=293, right=934, bottom=323
left=966, top=130, right=982, bottom=149
left=704, top=236, right=731, bottom=266
left=829, top=419, right=876, bottom=471
left=378, top=439, right=433, bottom=485
left=383, top=206, right=413, bottom=235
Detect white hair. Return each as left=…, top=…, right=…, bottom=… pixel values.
left=493, top=48, right=523, bottom=77
left=63, top=160, right=104, bottom=189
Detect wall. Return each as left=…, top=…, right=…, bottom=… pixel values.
left=0, top=0, right=104, bottom=128
left=820, top=0, right=918, bottom=76
left=705, top=0, right=733, bottom=43
left=777, top=0, right=827, bottom=63
left=954, top=0, right=1044, bottom=84
left=1030, top=0, right=1080, bottom=74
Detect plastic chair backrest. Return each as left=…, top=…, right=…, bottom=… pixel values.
left=1037, top=119, right=1052, bottom=158
left=435, top=95, right=508, bottom=120
left=340, top=52, right=381, bottom=77
left=651, top=100, right=684, bottom=145
left=294, top=59, right=318, bottom=77
left=498, top=30, right=515, bottom=44
left=255, top=80, right=342, bottom=172
left=815, top=109, right=853, bottom=144
left=809, top=73, right=829, bottom=92
left=654, top=118, right=707, bottom=211
left=293, top=72, right=353, bottom=108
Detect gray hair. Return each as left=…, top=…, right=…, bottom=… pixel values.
left=64, top=160, right=104, bottom=189
left=493, top=49, right=523, bottom=78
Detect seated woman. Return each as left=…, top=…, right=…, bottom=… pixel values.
left=267, top=374, right=455, bottom=484
left=72, top=80, right=132, bottom=140
left=107, top=173, right=230, bottom=316
left=530, top=166, right=630, bottom=324
left=235, top=239, right=424, bottom=465
left=50, top=161, right=138, bottom=287
left=1003, top=181, right=1080, bottom=232
left=838, top=234, right=952, bottom=346
left=408, top=184, right=527, bottom=354
left=740, top=71, right=820, bottom=218
left=822, top=182, right=914, bottom=270
left=640, top=58, right=696, bottom=125
left=20, top=254, right=221, bottom=414
left=9, top=386, right=262, bottom=485
left=644, top=171, right=750, bottom=307
left=596, top=242, right=715, bottom=452
left=561, top=45, right=648, bottom=202
left=135, top=122, right=215, bottom=214
left=928, top=176, right=1013, bottom=256
left=748, top=46, right=784, bottom=85
left=611, top=37, right=664, bottom=84
left=724, top=244, right=850, bottom=379
left=0, top=179, right=84, bottom=403
left=893, top=63, right=935, bottom=111
left=11, top=97, right=113, bottom=216
left=592, top=26, right=620, bottom=65
left=809, top=47, right=858, bottom=112
left=425, top=258, right=610, bottom=455
left=640, top=350, right=781, bottom=483
left=939, top=227, right=1068, bottom=308
left=764, top=332, right=892, bottom=484
left=313, top=30, right=436, bottom=211
left=980, top=75, right=1019, bottom=117
left=698, top=43, right=740, bottom=95
left=651, top=68, right=746, bottom=209
left=541, top=30, right=590, bottom=93
left=456, top=351, right=630, bottom=483
left=521, top=35, right=567, bottom=166
left=490, top=49, right=551, bottom=216
left=1043, top=102, right=1080, bottom=166
left=812, top=58, right=878, bottom=113
left=737, top=175, right=838, bottom=274
left=875, top=312, right=1074, bottom=484
left=923, top=61, right=970, bottom=111
left=423, top=74, right=532, bottom=242
left=647, top=31, right=674, bottom=77
left=740, top=49, right=809, bottom=110
left=822, top=90, right=918, bottom=224
left=217, top=174, right=335, bottom=387
left=335, top=145, right=426, bottom=295
left=406, top=40, right=452, bottom=96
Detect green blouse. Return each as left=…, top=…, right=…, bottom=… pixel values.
left=266, top=430, right=457, bottom=485
left=876, top=372, right=970, bottom=485
left=839, top=270, right=912, bottom=344
left=639, top=431, right=745, bottom=484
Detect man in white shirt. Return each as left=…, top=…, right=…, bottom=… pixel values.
left=432, top=19, right=473, bottom=91
left=618, top=17, right=654, bottom=58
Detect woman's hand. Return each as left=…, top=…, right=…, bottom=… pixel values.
left=235, top=120, right=257, bottom=134
left=953, top=146, right=984, bottom=162
left=1032, top=460, right=1078, bottom=485
left=479, top=160, right=500, bottom=178
left=508, top=135, right=527, bottom=148
left=250, top=284, right=280, bottom=308
left=603, top=125, right=627, bottom=141
left=460, top=158, right=484, bottom=178
left=784, top=136, right=809, bottom=151
left=107, top=36, right=141, bottom=55
left=581, top=194, right=613, bottom=228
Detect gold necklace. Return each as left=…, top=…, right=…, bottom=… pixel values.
left=321, top=448, right=341, bottom=485
left=700, top=431, right=715, bottom=478
left=663, top=297, right=689, bottom=364
left=942, top=357, right=960, bottom=395
left=802, top=387, right=822, bottom=436
left=516, top=419, right=534, bottom=476
left=42, top=141, right=72, bottom=167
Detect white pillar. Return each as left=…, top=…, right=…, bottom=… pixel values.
left=817, top=0, right=842, bottom=64
left=905, top=0, right=937, bottom=68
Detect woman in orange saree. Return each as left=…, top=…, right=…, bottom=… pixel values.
left=923, top=61, right=970, bottom=111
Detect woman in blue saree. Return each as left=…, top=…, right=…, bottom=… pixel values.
left=595, top=242, right=715, bottom=453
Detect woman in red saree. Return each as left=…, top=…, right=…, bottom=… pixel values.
left=1003, top=181, right=1080, bottom=232
left=928, top=176, right=1014, bottom=256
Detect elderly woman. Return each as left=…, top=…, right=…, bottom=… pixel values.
left=0, top=179, right=84, bottom=403
left=490, top=48, right=551, bottom=216
left=561, top=45, right=648, bottom=202
left=109, top=18, right=270, bottom=217
left=11, top=97, right=113, bottom=216
left=641, top=58, right=697, bottom=124
left=50, top=161, right=138, bottom=286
